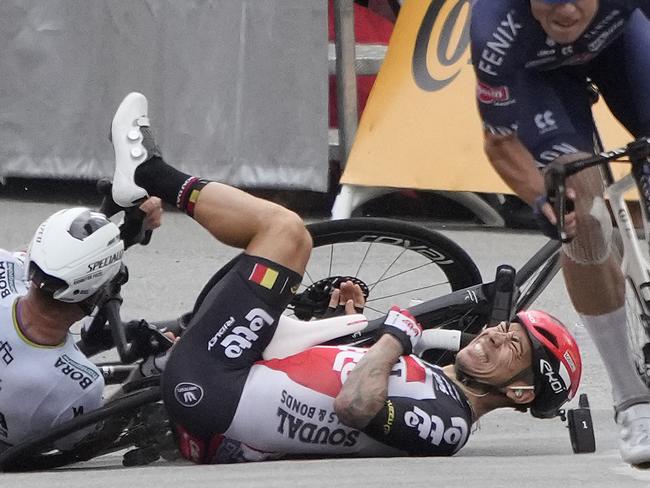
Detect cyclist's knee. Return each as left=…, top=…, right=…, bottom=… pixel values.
left=562, top=198, right=613, bottom=265
left=276, top=208, right=312, bottom=250
left=548, top=154, right=613, bottom=265
left=259, top=206, right=312, bottom=262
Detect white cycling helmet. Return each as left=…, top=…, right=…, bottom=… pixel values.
left=26, top=207, right=124, bottom=303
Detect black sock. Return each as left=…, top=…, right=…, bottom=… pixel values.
left=134, top=157, right=210, bottom=216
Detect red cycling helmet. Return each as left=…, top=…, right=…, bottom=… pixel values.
left=515, top=310, right=582, bottom=418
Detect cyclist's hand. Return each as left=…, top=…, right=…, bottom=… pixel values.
left=380, top=306, right=422, bottom=355
left=325, top=280, right=365, bottom=316
left=163, top=331, right=180, bottom=343
left=139, top=197, right=163, bottom=231
left=533, top=188, right=577, bottom=240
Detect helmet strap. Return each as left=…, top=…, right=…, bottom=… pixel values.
left=455, top=364, right=535, bottom=395
left=455, top=367, right=501, bottom=397
left=492, top=365, right=535, bottom=390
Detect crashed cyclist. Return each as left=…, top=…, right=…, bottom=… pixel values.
left=105, top=93, right=583, bottom=462
left=470, top=0, right=650, bottom=466
left=0, top=200, right=161, bottom=450
left=0, top=92, right=583, bottom=461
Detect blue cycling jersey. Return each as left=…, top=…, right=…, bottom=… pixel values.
left=470, top=0, right=650, bottom=163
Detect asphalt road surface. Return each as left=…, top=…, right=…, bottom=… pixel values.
left=2, top=193, right=650, bottom=487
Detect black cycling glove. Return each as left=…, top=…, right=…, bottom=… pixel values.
left=532, top=195, right=574, bottom=241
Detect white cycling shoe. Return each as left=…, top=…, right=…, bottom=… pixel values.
left=618, top=403, right=650, bottom=466
left=110, top=92, right=159, bottom=208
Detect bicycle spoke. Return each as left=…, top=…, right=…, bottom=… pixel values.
left=353, top=242, right=375, bottom=277
left=370, top=249, right=406, bottom=291
left=366, top=248, right=409, bottom=295
left=304, top=242, right=445, bottom=293
left=366, top=262, right=448, bottom=289
left=365, top=283, right=450, bottom=303
left=302, top=268, right=316, bottom=287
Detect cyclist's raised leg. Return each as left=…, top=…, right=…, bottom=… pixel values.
left=189, top=182, right=312, bottom=276
left=110, top=92, right=311, bottom=461
left=111, top=94, right=311, bottom=275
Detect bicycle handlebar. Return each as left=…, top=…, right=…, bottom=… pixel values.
left=544, top=161, right=572, bottom=243
left=544, top=137, right=650, bottom=242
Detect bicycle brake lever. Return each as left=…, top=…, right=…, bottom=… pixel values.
left=126, top=320, right=175, bottom=358
left=544, top=162, right=574, bottom=243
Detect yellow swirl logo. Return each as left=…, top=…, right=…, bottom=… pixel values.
left=413, top=0, right=471, bottom=92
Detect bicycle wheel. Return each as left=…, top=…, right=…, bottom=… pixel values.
left=514, top=239, right=562, bottom=312
left=0, top=382, right=170, bottom=471
left=290, top=218, right=482, bottom=321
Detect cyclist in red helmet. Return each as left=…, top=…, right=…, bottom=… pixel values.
left=105, top=92, right=585, bottom=463
left=452, top=310, right=582, bottom=420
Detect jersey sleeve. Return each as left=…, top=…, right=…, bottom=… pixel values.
left=470, top=1, right=521, bottom=136
left=51, top=376, right=104, bottom=450
left=0, top=249, right=29, bottom=305
left=362, top=395, right=472, bottom=456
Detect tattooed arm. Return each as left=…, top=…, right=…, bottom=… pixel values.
left=333, top=335, right=403, bottom=429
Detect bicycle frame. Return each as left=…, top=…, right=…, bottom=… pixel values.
left=607, top=173, right=650, bottom=314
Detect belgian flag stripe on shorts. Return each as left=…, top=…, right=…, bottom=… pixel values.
left=249, top=263, right=279, bottom=289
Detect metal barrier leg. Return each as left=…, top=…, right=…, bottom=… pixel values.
left=435, top=191, right=505, bottom=227
left=331, top=185, right=505, bottom=226
left=331, top=184, right=395, bottom=219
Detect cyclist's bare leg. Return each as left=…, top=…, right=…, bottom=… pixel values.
left=559, top=157, right=650, bottom=410
left=110, top=91, right=312, bottom=275
left=561, top=254, right=624, bottom=311
left=191, top=182, right=312, bottom=275
left=560, top=163, right=623, bottom=314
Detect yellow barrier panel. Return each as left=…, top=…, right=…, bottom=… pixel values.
left=341, top=0, right=632, bottom=194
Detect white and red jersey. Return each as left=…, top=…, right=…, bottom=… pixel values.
left=201, top=345, right=471, bottom=463
left=0, top=249, right=104, bottom=449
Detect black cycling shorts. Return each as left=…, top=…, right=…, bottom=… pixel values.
left=161, top=253, right=301, bottom=438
